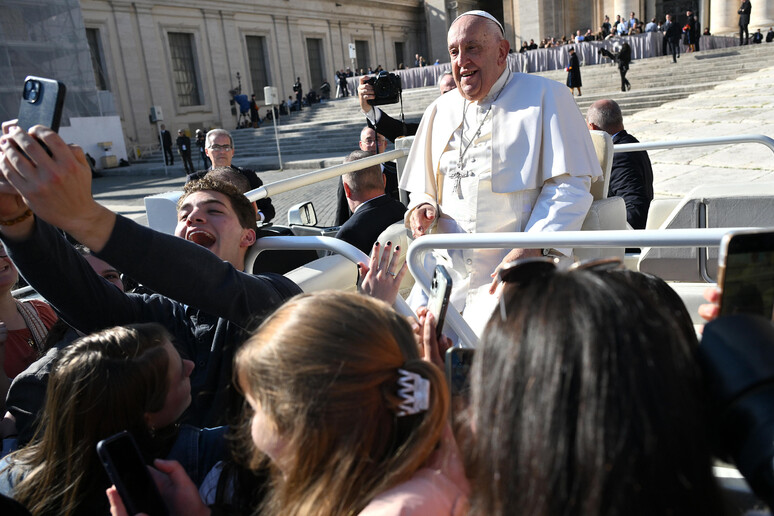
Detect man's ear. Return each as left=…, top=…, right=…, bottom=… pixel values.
left=497, top=39, right=510, bottom=65
left=343, top=182, right=353, bottom=199
left=241, top=228, right=257, bottom=248
left=587, top=122, right=599, bottom=131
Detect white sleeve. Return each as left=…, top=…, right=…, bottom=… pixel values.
left=524, top=174, right=593, bottom=257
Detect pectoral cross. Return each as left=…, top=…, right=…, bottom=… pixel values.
left=449, top=167, right=473, bottom=199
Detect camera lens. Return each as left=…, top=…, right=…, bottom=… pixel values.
left=23, top=80, right=40, bottom=102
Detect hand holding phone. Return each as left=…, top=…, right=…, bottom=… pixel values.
left=717, top=229, right=774, bottom=319
left=96, top=431, right=169, bottom=516
left=428, top=265, right=452, bottom=340
left=17, top=76, right=66, bottom=133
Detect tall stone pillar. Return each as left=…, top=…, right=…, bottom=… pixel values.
left=615, top=0, right=640, bottom=20
left=756, top=1, right=774, bottom=29
left=423, top=0, right=448, bottom=64
left=711, top=0, right=738, bottom=35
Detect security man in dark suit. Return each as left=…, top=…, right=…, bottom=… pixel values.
left=335, top=150, right=407, bottom=254
left=586, top=99, right=653, bottom=230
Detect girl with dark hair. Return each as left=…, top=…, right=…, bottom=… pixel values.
left=467, top=267, right=724, bottom=516
left=0, top=323, right=223, bottom=516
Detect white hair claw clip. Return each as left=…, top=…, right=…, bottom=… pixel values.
left=396, top=368, right=430, bottom=417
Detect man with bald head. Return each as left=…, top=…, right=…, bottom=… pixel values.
left=586, top=99, right=653, bottom=230
left=399, top=10, right=601, bottom=332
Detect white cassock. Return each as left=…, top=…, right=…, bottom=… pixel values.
left=399, top=69, right=602, bottom=335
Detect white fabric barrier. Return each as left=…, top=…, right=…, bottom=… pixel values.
left=347, top=33, right=739, bottom=91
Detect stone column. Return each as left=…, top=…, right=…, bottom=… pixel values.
left=711, top=0, right=739, bottom=35
left=423, top=0, right=448, bottom=65
left=615, top=0, right=639, bottom=20
left=755, top=1, right=774, bottom=29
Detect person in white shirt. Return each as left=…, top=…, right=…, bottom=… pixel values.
left=399, top=10, right=601, bottom=333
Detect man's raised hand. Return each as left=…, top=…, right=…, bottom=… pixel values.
left=409, top=203, right=436, bottom=239
left=0, top=124, right=115, bottom=250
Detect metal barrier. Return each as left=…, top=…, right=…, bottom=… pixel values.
left=243, top=133, right=774, bottom=205
left=245, top=149, right=406, bottom=203
left=406, top=228, right=747, bottom=348
left=250, top=235, right=416, bottom=321
left=615, top=134, right=774, bottom=156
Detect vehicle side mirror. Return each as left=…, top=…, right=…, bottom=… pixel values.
left=287, top=201, right=317, bottom=226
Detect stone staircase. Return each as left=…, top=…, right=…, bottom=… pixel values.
left=135, top=43, right=772, bottom=170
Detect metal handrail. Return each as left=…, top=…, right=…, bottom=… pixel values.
left=243, top=133, right=774, bottom=204
left=250, top=235, right=416, bottom=320
left=407, top=228, right=747, bottom=349
left=615, top=134, right=774, bottom=156
left=245, top=149, right=407, bottom=202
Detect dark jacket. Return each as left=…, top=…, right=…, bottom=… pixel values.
left=3, top=217, right=300, bottom=427
left=335, top=195, right=407, bottom=254
left=161, top=129, right=173, bottom=148
left=176, top=135, right=192, bottom=156
left=609, top=131, right=653, bottom=229
left=368, top=109, right=420, bottom=143
left=566, top=53, right=582, bottom=88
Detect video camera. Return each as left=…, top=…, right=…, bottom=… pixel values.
left=365, top=71, right=402, bottom=106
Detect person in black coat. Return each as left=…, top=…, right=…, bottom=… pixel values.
left=586, top=99, right=653, bottom=231
left=566, top=47, right=582, bottom=96
left=617, top=42, right=632, bottom=91
left=335, top=150, right=407, bottom=254
left=739, top=0, right=752, bottom=45
left=160, top=124, right=174, bottom=165
left=335, top=127, right=403, bottom=226
left=176, top=129, right=195, bottom=174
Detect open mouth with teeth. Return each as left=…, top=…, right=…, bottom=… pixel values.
left=187, top=230, right=216, bottom=249
left=461, top=70, right=477, bottom=80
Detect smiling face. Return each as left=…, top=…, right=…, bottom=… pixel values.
left=175, top=190, right=256, bottom=270
left=205, top=133, right=235, bottom=167
left=447, top=15, right=509, bottom=102
left=145, top=339, right=194, bottom=429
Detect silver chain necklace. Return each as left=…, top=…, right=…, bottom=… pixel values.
left=450, top=71, right=511, bottom=199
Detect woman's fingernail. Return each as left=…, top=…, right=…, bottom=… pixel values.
left=395, top=246, right=400, bottom=251
left=386, top=241, right=392, bottom=246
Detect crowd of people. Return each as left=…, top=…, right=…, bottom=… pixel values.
left=519, top=10, right=708, bottom=52
left=0, top=6, right=768, bottom=516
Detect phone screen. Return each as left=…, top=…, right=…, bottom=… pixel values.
left=445, top=347, right=475, bottom=423
left=428, top=265, right=452, bottom=339
left=96, top=432, right=169, bottom=516
left=719, top=231, right=774, bottom=319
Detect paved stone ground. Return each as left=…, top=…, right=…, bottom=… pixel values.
left=93, top=64, right=774, bottom=224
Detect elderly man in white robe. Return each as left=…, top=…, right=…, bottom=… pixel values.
left=399, top=10, right=602, bottom=334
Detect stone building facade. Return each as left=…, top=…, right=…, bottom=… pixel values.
left=4, top=0, right=771, bottom=153
left=79, top=0, right=427, bottom=149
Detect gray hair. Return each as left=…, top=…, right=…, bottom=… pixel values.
left=587, top=100, right=624, bottom=133
left=205, top=128, right=233, bottom=148
left=342, top=150, right=384, bottom=195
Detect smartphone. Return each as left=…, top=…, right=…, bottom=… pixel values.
left=96, top=431, right=169, bottom=516
left=445, top=347, right=475, bottom=423
left=717, top=229, right=774, bottom=319
left=445, top=347, right=475, bottom=397
left=17, top=76, right=66, bottom=132
left=428, top=265, right=452, bottom=339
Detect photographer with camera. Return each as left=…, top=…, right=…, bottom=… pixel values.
left=358, top=71, right=457, bottom=142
